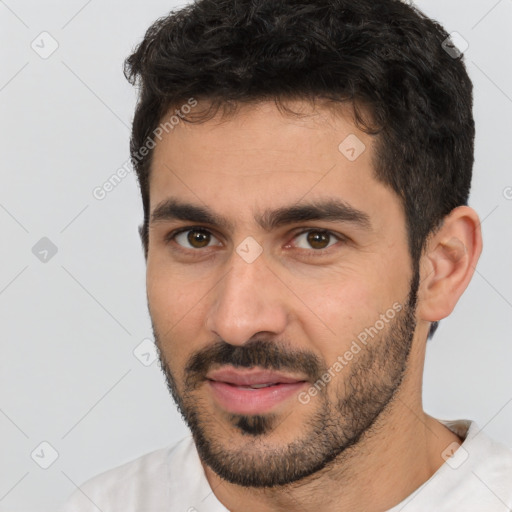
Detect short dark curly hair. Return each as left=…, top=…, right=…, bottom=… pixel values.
left=124, top=0, right=475, bottom=340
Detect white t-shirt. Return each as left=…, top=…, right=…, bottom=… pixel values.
left=60, top=419, right=512, bottom=511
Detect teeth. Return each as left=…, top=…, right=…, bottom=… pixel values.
left=238, top=383, right=276, bottom=389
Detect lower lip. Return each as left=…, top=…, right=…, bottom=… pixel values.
left=207, top=380, right=307, bottom=415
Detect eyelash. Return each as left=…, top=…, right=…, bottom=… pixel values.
left=163, top=226, right=347, bottom=257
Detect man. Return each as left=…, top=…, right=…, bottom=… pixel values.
left=61, top=0, right=512, bottom=510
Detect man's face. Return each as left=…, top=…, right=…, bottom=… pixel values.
left=146, top=100, right=419, bottom=487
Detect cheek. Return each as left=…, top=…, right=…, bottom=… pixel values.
left=146, top=262, right=209, bottom=352
left=296, top=271, right=399, bottom=358
left=148, top=250, right=200, bottom=312
left=289, top=274, right=367, bottom=353
left=310, top=281, right=376, bottom=332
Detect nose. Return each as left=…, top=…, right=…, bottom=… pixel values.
left=205, top=249, right=288, bottom=346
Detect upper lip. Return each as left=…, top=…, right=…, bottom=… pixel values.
left=206, top=367, right=308, bottom=386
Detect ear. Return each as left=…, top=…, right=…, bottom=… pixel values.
left=416, top=206, right=483, bottom=323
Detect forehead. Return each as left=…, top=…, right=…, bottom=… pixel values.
left=148, top=100, right=401, bottom=230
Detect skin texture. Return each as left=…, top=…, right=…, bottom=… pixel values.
left=145, top=100, right=482, bottom=511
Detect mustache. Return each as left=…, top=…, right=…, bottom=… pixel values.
left=184, top=339, right=326, bottom=391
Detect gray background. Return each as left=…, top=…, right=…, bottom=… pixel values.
left=0, top=0, right=511, bottom=510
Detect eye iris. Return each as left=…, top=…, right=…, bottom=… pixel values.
left=307, top=231, right=329, bottom=249
left=187, top=229, right=210, bottom=248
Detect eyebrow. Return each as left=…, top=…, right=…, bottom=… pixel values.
left=150, top=198, right=372, bottom=232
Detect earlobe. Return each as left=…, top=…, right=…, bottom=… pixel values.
left=416, top=206, right=483, bottom=323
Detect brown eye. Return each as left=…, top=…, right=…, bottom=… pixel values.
left=306, top=231, right=331, bottom=249
left=292, top=230, right=339, bottom=251
left=173, top=228, right=221, bottom=249
left=187, top=229, right=210, bottom=248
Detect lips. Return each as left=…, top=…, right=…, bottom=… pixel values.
left=206, top=367, right=307, bottom=388
left=205, top=368, right=309, bottom=414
